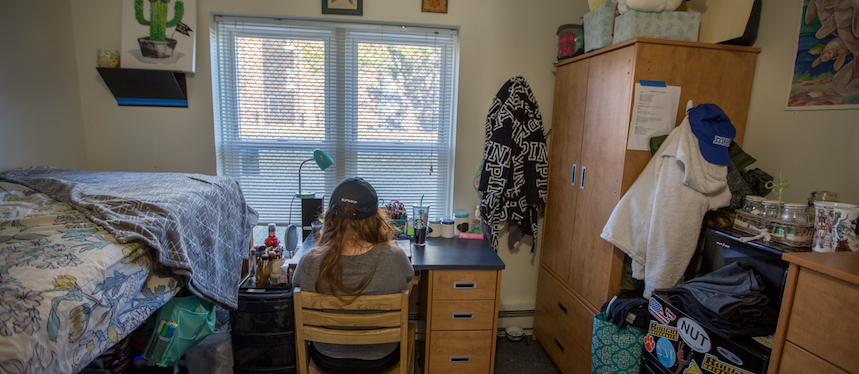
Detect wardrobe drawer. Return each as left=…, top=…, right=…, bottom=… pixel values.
left=534, top=302, right=590, bottom=374
left=780, top=342, right=850, bottom=374
left=430, top=300, right=496, bottom=331
left=786, top=268, right=859, bottom=371
left=432, top=270, right=497, bottom=300
left=428, top=330, right=493, bottom=374
left=536, top=268, right=595, bottom=343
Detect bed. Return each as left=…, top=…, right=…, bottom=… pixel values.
left=0, top=167, right=252, bottom=374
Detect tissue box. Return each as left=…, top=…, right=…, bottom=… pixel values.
left=612, top=10, right=700, bottom=44
left=583, top=1, right=617, bottom=53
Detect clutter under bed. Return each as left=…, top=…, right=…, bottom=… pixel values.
left=0, top=168, right=252, bottom=374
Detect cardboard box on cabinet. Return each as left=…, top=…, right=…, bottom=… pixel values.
left=612, top=10, right=701, bottom=44
left=583, top=1, right=617, bottom=53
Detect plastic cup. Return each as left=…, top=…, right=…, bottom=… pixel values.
left=414, top=227, right=427, bottom=246
left=412, top=205, right=430, bottom=229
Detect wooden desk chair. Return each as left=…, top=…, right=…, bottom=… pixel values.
left=293, top=288, right=415, bottom=374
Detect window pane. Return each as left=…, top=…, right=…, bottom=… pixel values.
left=213, top=18, right=457, bottom=224
left=357, top=43, right=443, bottom=142
left=235, top=37, right=327, bottom=141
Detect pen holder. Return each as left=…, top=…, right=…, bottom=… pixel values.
left=387, top=219, right=408, bottom=236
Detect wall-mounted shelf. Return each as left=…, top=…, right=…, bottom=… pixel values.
left=97, top=67, right=187, bottom=107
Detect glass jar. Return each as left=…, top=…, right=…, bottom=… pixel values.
left=556, top=24, right=584, bottom=60
left=761, top=200, right=782, bottom=219
left=743, top=195, right=765, bottom=215
left=781, top=203, right=808, bottom=225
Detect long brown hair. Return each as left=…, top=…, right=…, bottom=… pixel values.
left=311, top=205, right=394, bottom=299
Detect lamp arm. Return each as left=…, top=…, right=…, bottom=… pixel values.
left=297, top=157, right=314, bottom=194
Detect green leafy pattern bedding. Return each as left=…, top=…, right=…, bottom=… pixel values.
left=0, top=182, right=181, bottom=374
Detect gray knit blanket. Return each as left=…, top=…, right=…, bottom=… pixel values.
left=0, top=168, right=251, bottom=310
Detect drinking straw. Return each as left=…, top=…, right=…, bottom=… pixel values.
left=420, top=195, right=424, bottom=207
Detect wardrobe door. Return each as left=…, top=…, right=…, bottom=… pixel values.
left=540, top=59, right=590, bottom=280
left=566, top=46, right=633, bottom=310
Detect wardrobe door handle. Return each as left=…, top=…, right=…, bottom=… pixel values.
left=557, top=302, right=568, bottom=315
left=571, top=164, right=577, bottom=186
left=580, top=166, right=587, bottom=190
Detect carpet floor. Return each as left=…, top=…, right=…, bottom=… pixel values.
left=493, top=335, right=560, bottom=374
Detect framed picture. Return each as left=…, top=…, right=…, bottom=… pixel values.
left=120, top=0, right=197, bottom=72
left=323, top=0, right=363, bottom=16
left=787, top=0, right=859, bottom=109
left=422, top=0, right=448, bottom=14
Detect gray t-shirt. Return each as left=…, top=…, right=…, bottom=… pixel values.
left=293, top=242, right=414, bottom=360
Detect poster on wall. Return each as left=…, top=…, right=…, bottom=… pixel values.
left=121, top=0, right=197, bottom=72
left=788, top=0, right=859, bottom=109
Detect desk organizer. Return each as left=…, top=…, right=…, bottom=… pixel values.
left=733, top=210, right=813, bottom=247
left=387, top=219, right=408, bottom=236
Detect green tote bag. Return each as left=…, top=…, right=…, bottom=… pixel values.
left=143, top=295, right=216, bottom=369
left=591, top=312, right=646, bottom=374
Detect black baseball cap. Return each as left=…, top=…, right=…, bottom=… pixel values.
left=329, top=177, right=378, bottom=220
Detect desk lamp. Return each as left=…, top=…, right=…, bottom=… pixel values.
left=296, top=149, right=333, bottom=199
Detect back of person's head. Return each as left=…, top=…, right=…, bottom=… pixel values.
left=313, top=177, right=393, bottom=297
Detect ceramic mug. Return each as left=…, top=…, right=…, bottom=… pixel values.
left=812, top=201, right=839, bottom=252
left=831, top=203, right=859, bottom=252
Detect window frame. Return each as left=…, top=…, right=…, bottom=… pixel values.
left=212, top=16, right=460, bottom=226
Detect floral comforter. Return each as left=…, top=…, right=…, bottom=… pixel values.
left=0, top=182, right=181, bottom=374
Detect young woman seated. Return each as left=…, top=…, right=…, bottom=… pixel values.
left=292, top=177, right=415, bottom=373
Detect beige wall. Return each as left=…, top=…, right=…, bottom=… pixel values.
left=63, top=0, right=585, bottom=321
left=744, top=2, right=859, bottom=206
left=0, top=1, right=88, bottom=172
left=3, top=0, right=857, bottom=327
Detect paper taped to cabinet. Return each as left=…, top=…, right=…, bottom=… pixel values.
left=627, top=83, right=681, bottom=151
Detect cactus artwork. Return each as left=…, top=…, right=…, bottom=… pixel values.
left=133, top=0, right=185, bottom=59
left=135, top=0, right=184, bottom=42
left=121, top=0, right=197, bottom=71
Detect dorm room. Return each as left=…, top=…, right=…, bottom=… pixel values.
left=1, top=0, right=857, bottom=373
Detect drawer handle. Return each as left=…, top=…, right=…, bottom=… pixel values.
left=453, top=282, right=476, bottom=289
left=580, top=166, right=586, bottom=190
left=557, top=302, right=568, bottom=315
left=716, top=241, right=730, bottom=249
left=554, top=338, right=564, bottom=352
left=451, top=313, right=474, bottom=320
left=449, top=356, right=471, bottom=363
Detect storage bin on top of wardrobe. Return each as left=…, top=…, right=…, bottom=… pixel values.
left=534, top=37, right=760, bottom=373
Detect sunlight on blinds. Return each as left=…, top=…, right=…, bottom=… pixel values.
left=213, top=17, right=458, bottom=224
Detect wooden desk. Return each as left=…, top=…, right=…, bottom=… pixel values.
left=288, top=236, right=505, bottom=374
left=768, top=252, right=859, bottom=374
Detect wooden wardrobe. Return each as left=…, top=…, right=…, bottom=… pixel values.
left=533, top=38, right=760, bottom=373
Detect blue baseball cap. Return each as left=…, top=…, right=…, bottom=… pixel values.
left=688, top=104, right=735, bottom=166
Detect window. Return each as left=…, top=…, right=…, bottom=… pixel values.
left=212, top=17, right=459, bottom=225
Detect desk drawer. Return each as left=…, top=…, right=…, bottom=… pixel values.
left=432, top=270, right=497, bottom=300
left=786, top=268, right=859, bottom=371
left=431, top=300, right=496, bottom=331
left=428, top=330, right=493, bottom=374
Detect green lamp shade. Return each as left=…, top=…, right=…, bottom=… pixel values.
left=313, top=149, right=333, bottom=170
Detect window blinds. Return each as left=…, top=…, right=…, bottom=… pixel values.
left=212, top=17, right=459, bottom=225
